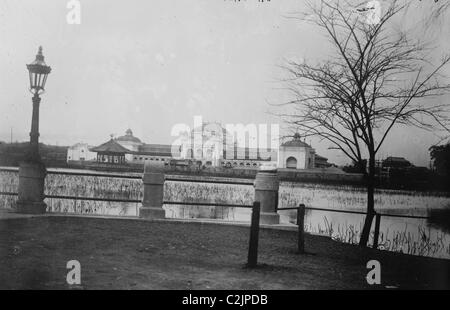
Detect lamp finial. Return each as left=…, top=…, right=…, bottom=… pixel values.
left=35, top=46, right=45, bottom=62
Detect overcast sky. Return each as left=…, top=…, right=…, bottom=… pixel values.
left=0, top=0, right=449, bottom=166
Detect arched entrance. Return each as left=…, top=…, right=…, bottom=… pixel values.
left=286, top=157, right=297, bottom=169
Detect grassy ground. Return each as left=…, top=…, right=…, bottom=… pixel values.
left=0, top=216, right=449, bottom=289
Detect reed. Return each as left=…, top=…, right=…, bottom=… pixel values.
left=1, top=170, right=449, bottom=258
left=305, top=215, right=450, bottom=259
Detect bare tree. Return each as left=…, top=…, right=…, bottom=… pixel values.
left=423, top=0, right=450, bottom=25
left=278, top=0, right=450, bottom=247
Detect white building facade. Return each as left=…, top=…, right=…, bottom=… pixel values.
left=67, top=128, right=325, bottom=170
left=278, top=133, right=316, bottom=169
left=67, top=143, right=97, bottom=162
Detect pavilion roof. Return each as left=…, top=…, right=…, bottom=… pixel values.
left=90, top=139, right=131, bottom=154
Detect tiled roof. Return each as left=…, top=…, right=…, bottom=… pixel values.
left=90, top=139, right=131, bottom=154
left=137, top=144, right=173, bottom=156
left=385, top=156, right=409, bottom=162
left=281, top=133, right=312, bottom=148
left=281, top=139, right=311, bottom=148
left=315, top=154, right=328, bottom=161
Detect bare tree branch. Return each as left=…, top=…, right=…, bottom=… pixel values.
left=277, top=0, right=450, bottom=246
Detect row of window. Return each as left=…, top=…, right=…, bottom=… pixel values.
left=131, top=156, right=262, bottom=167
left=133, top=156, right=169, bottom=162
left=221, top=161, right=261, bottom=167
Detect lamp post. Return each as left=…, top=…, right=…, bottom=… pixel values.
left=27, top=46, right=51, bottom=161
left=16, top=47, right=51, bottom=214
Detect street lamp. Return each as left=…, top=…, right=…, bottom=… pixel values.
left=26, top=46, right=51, bottom=161
left=16, top=46, right=51, bottom=214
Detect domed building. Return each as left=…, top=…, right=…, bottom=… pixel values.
left=67, top=129, right=172, bottom=165
left=68, top=128, right=328, bottom=170
left=177, top=121, right=279, bottom=168
left=114, top=129, right=143, bottom=162
left=96, top=129, right=172, bottom=164
left=115, top=129, right=142, bottom=148
left=278, top=133, right=316, bottom=169
left=178, top=121, right=234, bottom=167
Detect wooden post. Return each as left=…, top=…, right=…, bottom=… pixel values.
left=247, top=201, right=261, bottom=268
left=372, top=213, right=381, bottom=249
left=297, top=204, right=306, bottom=253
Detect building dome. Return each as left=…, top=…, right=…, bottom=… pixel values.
left=115, top=129, right=142, bottom=143
left=281, top=133, right=311, bottom=148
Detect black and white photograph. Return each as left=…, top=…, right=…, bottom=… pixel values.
left=0, top=0, right=450, bottom=296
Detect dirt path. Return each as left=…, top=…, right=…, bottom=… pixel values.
left=0, top=217, right=448, bottom=289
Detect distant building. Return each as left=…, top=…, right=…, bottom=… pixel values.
left=67, top=143, right=96, bottom=162
left=278, top=133, right=315, bottom=169
left=115, top=129, right=143, bottom=162
left=177, top=121, right=278, bottom=168
left=131, top=144, right=173, bottom=163
left=68, top=128, right=330, bottom=171
left=314, top=154, right=331, bottom=168
left=382, top=156, right=412, bottom=169
left=90, top=139, right=130, bottom=164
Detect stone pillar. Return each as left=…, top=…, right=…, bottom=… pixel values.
left=16, top=161, right=47, bottom=214
left=254, top=169, right=280, bottom=225
left=139, top=161, right=166, bottom=219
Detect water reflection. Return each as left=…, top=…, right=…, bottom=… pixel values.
left=278, top=208, right=450, bottom=259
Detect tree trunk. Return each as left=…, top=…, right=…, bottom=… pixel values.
left=359, top=155, right=376, bottom=247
